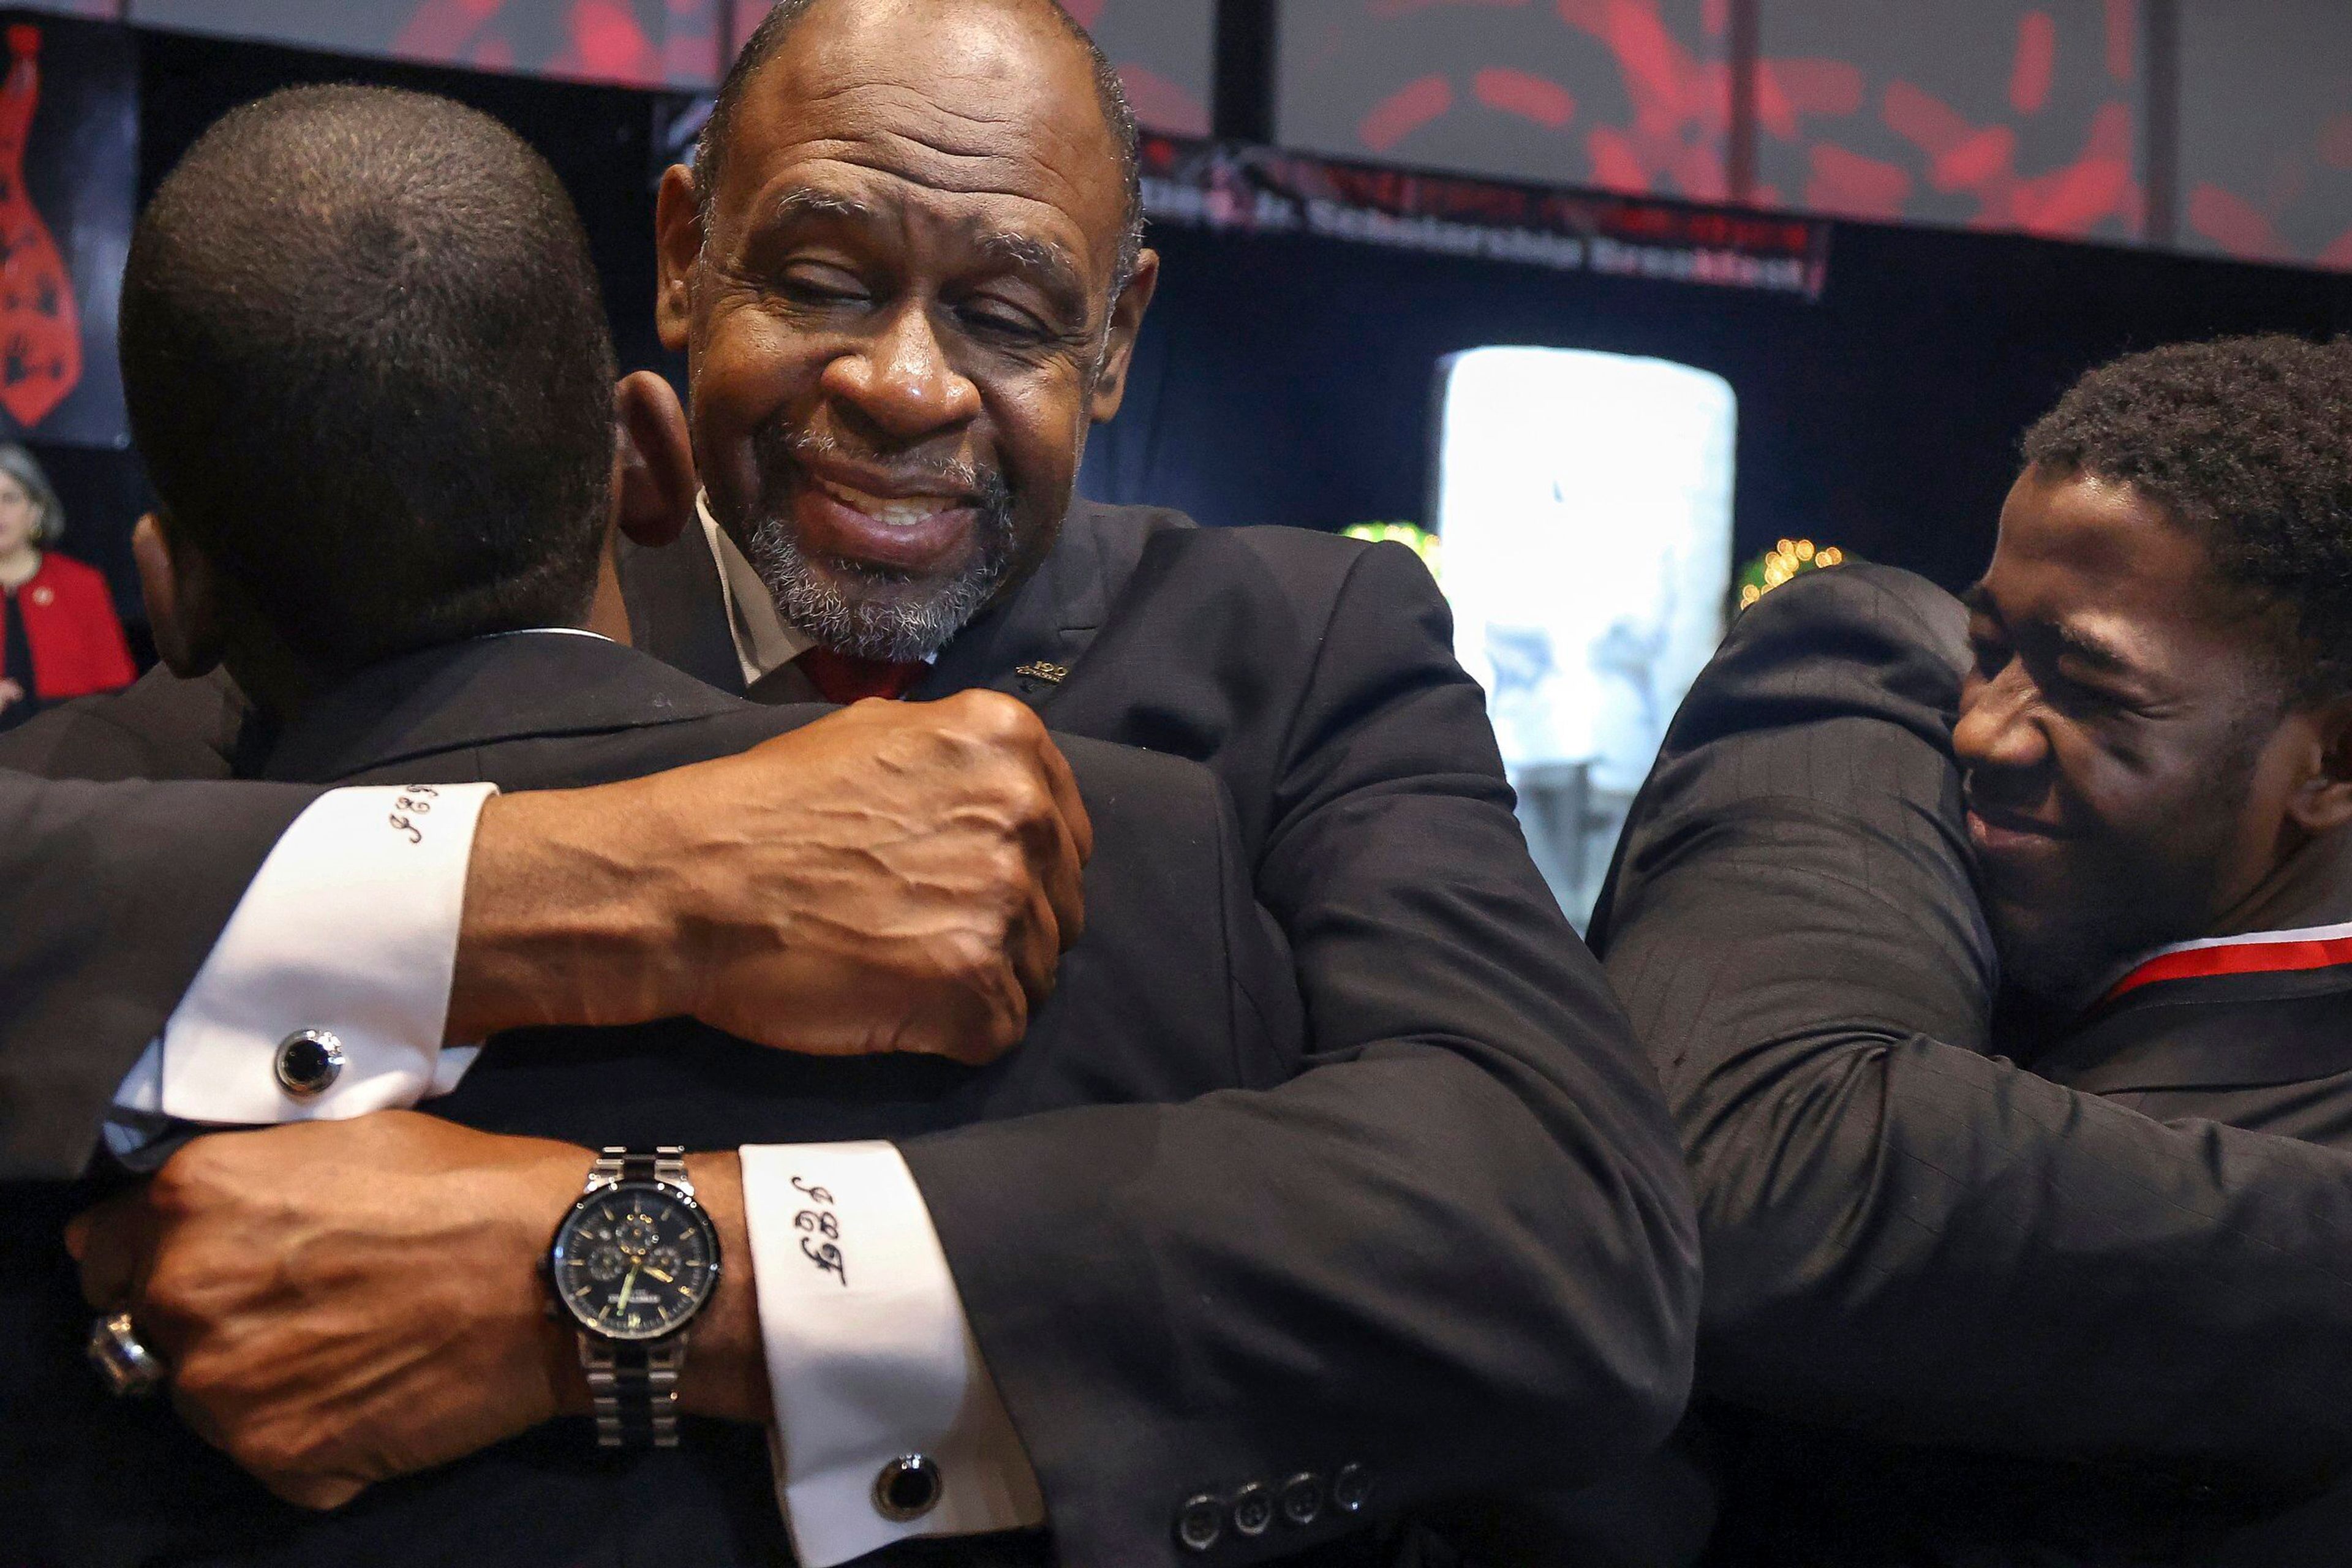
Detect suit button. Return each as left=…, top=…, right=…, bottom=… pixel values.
left=872, top=1454, right=941, bottom=1520
left=274, top=1030, right=345, bottom=1097
left=1175, top=1493, right=1223, bottom=1553
left=1231, top=1482, right=1275, bottom=1537
left=1331, top=1463, right=1372, bottom=1514
left=1280, top=1472, right=1322, bottom=1527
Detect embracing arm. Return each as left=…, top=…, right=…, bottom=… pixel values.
left=0, top=769, right=314, bottom=1175
left=1594, top=564, right=2352, bottom=1480
left=11, top=685, right=1086, bottom=1176
left=898, top=540, right=1702, bottom=1564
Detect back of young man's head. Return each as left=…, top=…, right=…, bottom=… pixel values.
left=119, top=85, right=616, bottom=687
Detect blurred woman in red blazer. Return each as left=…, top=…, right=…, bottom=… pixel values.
left=0, top=442, right=134, bottom=730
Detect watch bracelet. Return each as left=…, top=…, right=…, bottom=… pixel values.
left=577, top=1145, right=694, bottom=1450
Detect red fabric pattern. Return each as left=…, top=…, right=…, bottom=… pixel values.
left=1, top=551, right=132, bottom=699
left=0, top=24, right=80, bottom=430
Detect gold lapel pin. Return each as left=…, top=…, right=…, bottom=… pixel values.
left=1014, top=661, right=1068, bottom=685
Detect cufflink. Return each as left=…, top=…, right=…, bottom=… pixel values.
left=274, top=1029, right=345, bottom=1098
left=873, top=1453, right=941, bottom=1521
left=1175, top=1493, right=1223, bottom=1553
left=1330, top=1463, right=1371, bottom=1514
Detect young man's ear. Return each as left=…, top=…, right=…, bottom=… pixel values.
left=2288, top=693, right=2352, bottom=835
left=132, top=511, right=224, bottom=677
left=615, top=369, right=696, bottom=549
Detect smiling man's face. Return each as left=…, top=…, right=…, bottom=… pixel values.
left=656, top=0, right=1155, bottom=661
left=1954, top=467, right=2316, bottom=1003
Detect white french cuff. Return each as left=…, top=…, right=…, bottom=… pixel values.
left=741, top=1140, right=1044, bottom=1567
left=107, top=782, right=496, bottom=1150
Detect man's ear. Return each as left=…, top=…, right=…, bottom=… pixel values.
left=616, top=370, right=697, bottom=548
left=132, top=511, right=224, bottom=677
left=1088, top=247, right=1159, bottom=424
left=2288, top=694, right=2352, bottom=835
left=654, top=164, right=703, bottom=355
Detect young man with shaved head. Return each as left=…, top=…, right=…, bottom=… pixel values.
left=1591, top=336, right=2352, bottom=1564
left=11, top=2, right=1700, bottom=1564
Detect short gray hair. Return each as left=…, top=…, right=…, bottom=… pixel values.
left=0, top=443, right=62, bottom=545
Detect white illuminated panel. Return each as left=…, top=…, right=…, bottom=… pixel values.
left=1433, top=346, right=1735, bottom=921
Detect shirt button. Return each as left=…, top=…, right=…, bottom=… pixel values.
left=1231, top=1482, right=1275, bottom=1537
left=1280, top=1472, right=1322, bottom=1528
left=274, top=1030, right=345, bottom=1097
left=872, top=1453, right=941, bottom=1521
left=1331, top=1463, right=1372, bottom=1514
left=1175, top=1492, right=1223, bottom=1553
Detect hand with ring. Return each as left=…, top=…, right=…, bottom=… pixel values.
left=87, top=1309, right=167, bottom=1397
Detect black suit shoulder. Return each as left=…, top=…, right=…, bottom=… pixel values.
left=1596, top=560, right=2352, bottom=1513
left=0, top=663, right=250, bottom=783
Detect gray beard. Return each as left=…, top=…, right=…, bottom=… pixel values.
left=738, top=506, right=1012, bottom=663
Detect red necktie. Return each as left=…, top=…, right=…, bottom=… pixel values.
left=794, top=646, right=927, bottom=704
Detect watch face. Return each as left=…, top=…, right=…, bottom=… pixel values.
left=551, top=1182, right=721, bottom=1341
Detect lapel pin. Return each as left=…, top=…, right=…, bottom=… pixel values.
left=1014, top=661, right=1068, bottom=686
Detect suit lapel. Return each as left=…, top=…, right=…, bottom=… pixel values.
left=2041, top=961, right=2352, bottom=1094
left=911, top=501, right=1118, bottom=710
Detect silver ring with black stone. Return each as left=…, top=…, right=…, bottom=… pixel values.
left=88, top=1310, right=167, bottom=1398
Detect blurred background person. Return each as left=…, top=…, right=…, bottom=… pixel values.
left=0, top=442, right=132, bottom=731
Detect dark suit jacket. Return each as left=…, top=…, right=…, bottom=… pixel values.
left=616, top=502, right=1701, bottom=1566
left=9, top=627, right=1313, bottom=1568
left=3, top=498, right=1699, bottom=1566
left=1589, top=563, right=2352, bottom=1564
left=0, top=668, right=315, bottom=1177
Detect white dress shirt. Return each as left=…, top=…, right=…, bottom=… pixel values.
left=107, top=617, right=1041, bottom=1566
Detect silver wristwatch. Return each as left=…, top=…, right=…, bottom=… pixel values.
left=546, top=1146, right=723, bottom=1449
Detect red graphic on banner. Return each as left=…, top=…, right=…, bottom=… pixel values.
left=1556, top=0, right=1728, bottom=200
left=0, top=25, right=78, bottom=429
left=1755, top=1, right=2139, bottom=240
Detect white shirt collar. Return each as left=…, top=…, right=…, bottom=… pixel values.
left=699, top=492, right=813, bottom=688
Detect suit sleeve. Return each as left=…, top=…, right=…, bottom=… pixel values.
left=0, top=768, right=316, bottom=1177
left=899, top=540, right=1701, bottom=1567
left=1592, top=563, right=2352, bottom=1482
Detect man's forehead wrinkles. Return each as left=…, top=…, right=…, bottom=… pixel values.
left=748, top=146, right=1098, bottom=245
left=765, top=77, right=1100, bottom=173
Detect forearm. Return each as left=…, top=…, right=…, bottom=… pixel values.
left=445, top=783, right=690, bottom=1044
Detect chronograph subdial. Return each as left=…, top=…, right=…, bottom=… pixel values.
left=551, top=1182, right=722, bottom=1342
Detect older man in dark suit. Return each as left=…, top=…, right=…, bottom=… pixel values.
left=16, top=4, right=1699, bottom=1564
left=1593, top=336, right=2352, bottom=1565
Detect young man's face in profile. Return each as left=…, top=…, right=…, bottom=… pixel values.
left=1956, top=467, right=2313, bottom=1003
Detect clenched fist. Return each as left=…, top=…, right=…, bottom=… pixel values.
left=448, top=688, right=1091, bottom=1065
left=65, top=1114, right=767, bottom=1510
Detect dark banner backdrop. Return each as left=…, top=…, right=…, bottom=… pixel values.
left=24, top=20, right=2352, bottom=649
